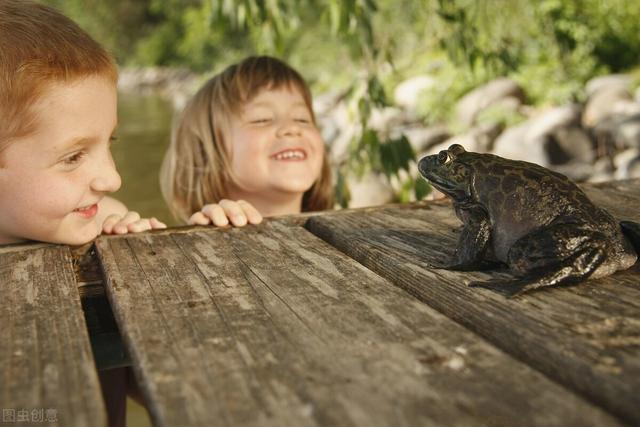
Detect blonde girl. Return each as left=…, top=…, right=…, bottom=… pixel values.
left=161, top=56, right=333, bottom=226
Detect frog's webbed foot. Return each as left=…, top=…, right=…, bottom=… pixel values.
left=469, top=246, right=607, bottom=298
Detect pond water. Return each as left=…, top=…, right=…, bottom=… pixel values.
left=112, top=92, right=178, bottom=226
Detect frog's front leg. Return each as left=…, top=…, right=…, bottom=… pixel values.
left=469, top=225, right=608, bottom=297
left=436, top=206, right=498, bottom=271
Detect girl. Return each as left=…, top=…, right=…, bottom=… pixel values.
left=160, top=56, right=333, bottom=226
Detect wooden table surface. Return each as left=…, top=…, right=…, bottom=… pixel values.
left=1, top=178, right=639, bottom=427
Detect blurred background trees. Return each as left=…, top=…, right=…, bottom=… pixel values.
left=43, top=0, right=640, bottom=206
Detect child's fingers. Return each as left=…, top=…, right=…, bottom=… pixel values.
left=202, top=203, right=231, bottom=227
left=219, top=199, right=247, bottom=226
left=188, top=211, right=211, bottom=225
left=102, top=214, right=122, bottom=234
left=113, top=211, right=141, bottom=234
left=149, top=217, right=167, bottom=229
left=237, top=200, right=263, bottom=224
left=126, top=218, right=151, bottom=233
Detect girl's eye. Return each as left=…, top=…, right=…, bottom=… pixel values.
left=249, top=118, right=272, bottom=124
left=294, top=117, right=311, bottom=124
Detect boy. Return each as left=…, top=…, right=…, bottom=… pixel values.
left=0, top=1, right=164, bottom=426
left=0, top=0, right=166, bottom=246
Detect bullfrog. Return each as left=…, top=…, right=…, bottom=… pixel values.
left=417, top=144, right=640, bottom=297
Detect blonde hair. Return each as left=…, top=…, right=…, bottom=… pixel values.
left=0, top=0, right=117, bottom=153
left=161, top=56, right=333, bottom=222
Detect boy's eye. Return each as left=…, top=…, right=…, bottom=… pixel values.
left=294, top=117, right=312, bottom=124
left=62, top=151, right=86, bottom=165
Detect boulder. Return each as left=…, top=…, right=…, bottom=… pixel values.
left=589, top=157, right=615, bottom=183
left=551, top=161, right=594, bottom=182
left=614, top=148, right=640, bottom=180
left=585, top=74, right=632, bottom=98
left=402, top=125, right=451, bottom=153
left=394, top=76, right=437, bottom=110
left=548, top=126, right=595, bottom=164
left=347, top=173, right=395, bottom=208
left=613, top=114, right=640, bottom=149
left=492, top=105, right=582, bottom=167
left=455, top=78, right=525, bottom=128
left=583, top=86, right=633, bottom=127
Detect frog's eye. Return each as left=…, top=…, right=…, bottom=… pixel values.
left=448, top=144, right=466, bottom=157
left=437, top=151, right=451, bottom=165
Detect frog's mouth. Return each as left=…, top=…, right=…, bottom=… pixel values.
left=418, top=155, right=468, bottom=200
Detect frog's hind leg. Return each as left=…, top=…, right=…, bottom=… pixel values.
left=470, top=246, right=606, bottom=297
left=469, top=226, right=608, bottom=298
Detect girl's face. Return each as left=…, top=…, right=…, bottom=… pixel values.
left=226, top=86, right=324, bottom=207
left=0, top=76, right=121, bottom=245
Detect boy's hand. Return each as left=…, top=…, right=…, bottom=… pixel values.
left=102, top=211, right=167, bottom=235
left=188, top=199, right=262, bottom=227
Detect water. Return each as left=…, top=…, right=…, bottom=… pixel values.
left=112, top=92, right=178, bottom=226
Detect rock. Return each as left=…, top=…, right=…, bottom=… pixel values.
left=585, top=74, right=633, bottom=98
left=402, top=125, right=451, bottom=153
left=613, top=114, right=640, bottom=149
left=526, top=104, right=582, bottom=139
left=548, top=126, right=595, bottom=164
left=550, top=161, right=594, bottom=182
left=118, top=67, right=200, bottom=111
left=369, top=107, right=415, bottom=132
left=583, top=86, right=633, bottom=127
left=394, top=76, right=436, bottom=110
left=614, top=148, right=640, bottom=180
left=455, top=78, right=525, bottom=128
left=589, top=157, right=616, bottom=182
left=347, top=173, right=395, bottom=208
left=492, top=122, right=543, bottom=164
left=492, top=105, right=583, bottom=167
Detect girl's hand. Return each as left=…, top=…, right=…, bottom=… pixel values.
left=188, top=199, right=263, bottom=227
left=102, top=211, right=167, bottom=235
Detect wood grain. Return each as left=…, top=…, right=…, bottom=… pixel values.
left=0, top=246, right=106, bottom=427
left=305, top=178, right=640, bottom=425
left=96, top=223, right=621, bottom=427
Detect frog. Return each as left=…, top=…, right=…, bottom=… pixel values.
left=417, top=143, right=640, bottom=298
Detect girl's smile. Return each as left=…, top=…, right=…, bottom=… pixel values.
left=270, top=147, right=307, bottom=161
left=225, top=86, right=324, bottom=213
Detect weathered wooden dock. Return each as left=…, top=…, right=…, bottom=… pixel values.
left=1, top=179, right=639, bottom=427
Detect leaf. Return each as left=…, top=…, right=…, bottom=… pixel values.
left=414, top=176, right=432, bottom=200
left=335, top=168, right=351, bottom=208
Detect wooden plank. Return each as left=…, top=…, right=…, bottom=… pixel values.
left=95, top=224, right=621, bottom=427
left=72, top=244, right=130, bottom=370
left=305, top=179, right=640, bottom=425
left=0, top=246, right=106, bottom=427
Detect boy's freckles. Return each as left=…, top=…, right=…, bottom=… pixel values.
left=0, top=76, right=119, bottom=245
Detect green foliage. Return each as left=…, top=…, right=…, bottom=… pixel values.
left=43, top=0, right=640, bottom=206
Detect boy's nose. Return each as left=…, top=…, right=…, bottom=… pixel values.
left=91, top=153, right=122, bottom=193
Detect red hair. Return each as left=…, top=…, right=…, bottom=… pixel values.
left=0, top=0, right=117, bottom=151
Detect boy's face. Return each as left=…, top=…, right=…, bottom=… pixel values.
left=226, top=86, right=324, bottom=201
left=0, top=76, right=121, bottom=245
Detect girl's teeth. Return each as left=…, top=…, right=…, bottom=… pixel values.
left=274, top=150, right=305, bottom=160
